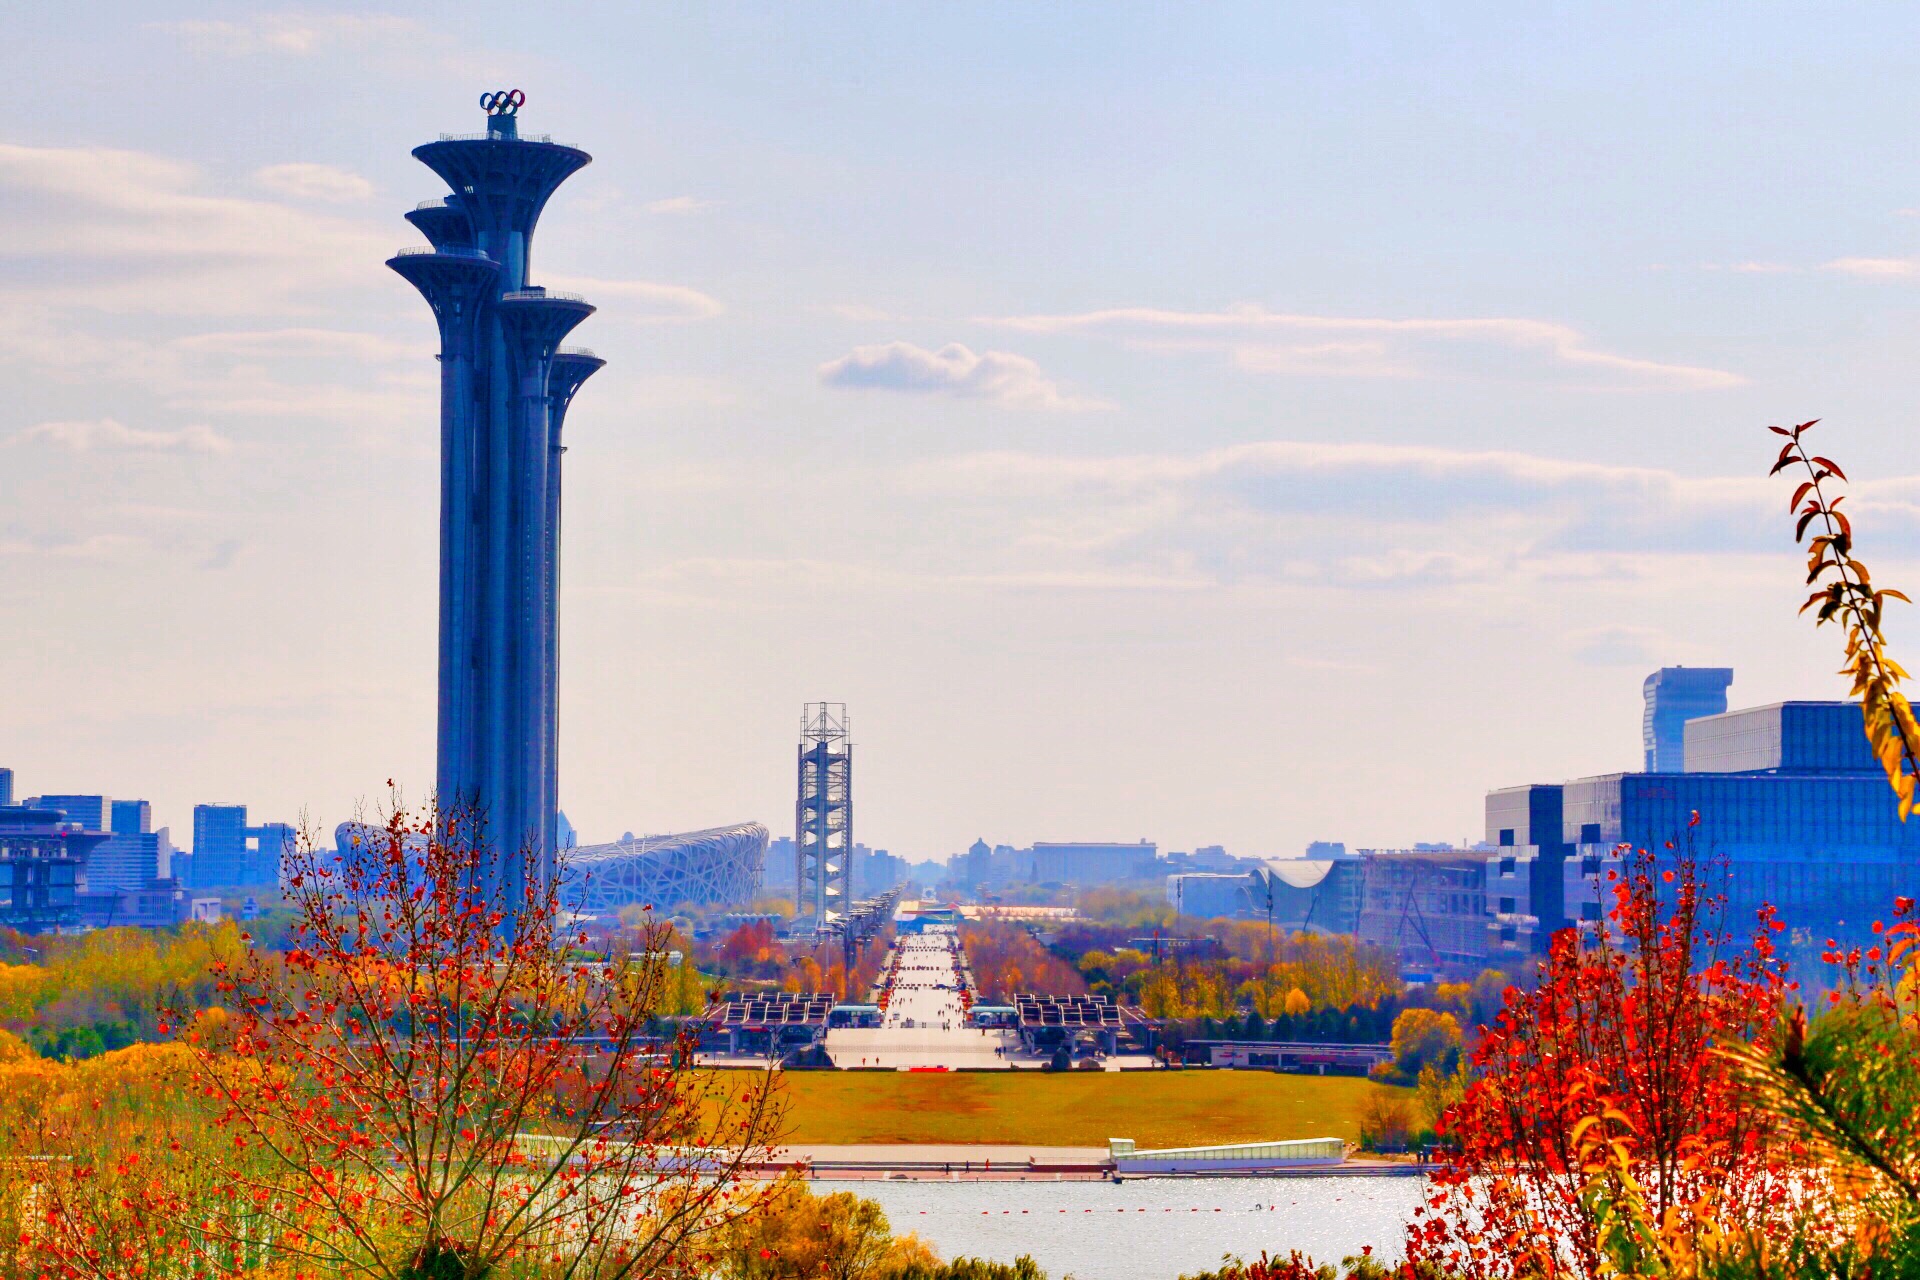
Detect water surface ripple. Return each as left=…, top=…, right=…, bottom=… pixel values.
left=838, top=1175, right=1424, bottom=1280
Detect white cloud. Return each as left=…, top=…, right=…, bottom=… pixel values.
left=1568, top=626, right=1672, bottom=667
left=986, top=304, right=1744, bottom=390
left=628, top=556, right=1207, bottom=599
left=0, top=143, right=389, bottom=314
left=10, top=418, right=234, bottom=455
left=907, top=437, right=1916, bottom=591
left=542, top=273, right=724, bottom=322
left=818, top=341, right=1109, bottom=411
left=199, top=538, right=243, bottom=571
left=643, top=196, right=717, bottom=215
left=1825, top=256, right=1920, bottom=279
left=253, top=162, right=375, bottom=203
left=150, top=13, right=422, bottom=56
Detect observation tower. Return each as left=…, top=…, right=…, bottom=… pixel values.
left=796, top=703, right=853, bottom=935
left=388, top=91, right=604, bottom=907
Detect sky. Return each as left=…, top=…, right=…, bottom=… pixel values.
left=10, top=3, right=1920, bottom=861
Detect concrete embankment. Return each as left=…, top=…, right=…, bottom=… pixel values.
left=760, top=1144, right=1431, bottom=1181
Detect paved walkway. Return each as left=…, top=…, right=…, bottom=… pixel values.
left=770, top=1143, right=1110, bottom=1180
left=760, top=1144, right=1421, bottom=1181
left=827, top=928, right=1022, bottom=1069
left=776, top=1143, right=1109, bottom=1165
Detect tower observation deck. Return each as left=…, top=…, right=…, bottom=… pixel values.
left=388, top=91, right=604, bottom=910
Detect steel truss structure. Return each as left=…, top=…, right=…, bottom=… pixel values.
left=795, top=703, right=852, bottom=933
left=563, top=822, right=767, bottom=915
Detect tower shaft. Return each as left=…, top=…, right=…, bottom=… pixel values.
left=389, top=97, right=601, bottom=913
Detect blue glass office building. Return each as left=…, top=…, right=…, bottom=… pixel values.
left=193, top=803, right=250, bottom=887
left=1641, top=666, right=1733, bottom=772
left=390, top=93, right=603, bottom=906
left=1490, top=698, right=1920, bottom=949
left=99, top=799, right=159, bottom=892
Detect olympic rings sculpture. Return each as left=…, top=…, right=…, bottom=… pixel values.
left=480, top=90, right=526, bottom=116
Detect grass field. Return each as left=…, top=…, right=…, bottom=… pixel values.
left=768, top=1070, right=1405, bottom=1148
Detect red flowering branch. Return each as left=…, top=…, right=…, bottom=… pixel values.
left=1405, top=820, right=1797, bottom=1278
left=157, top=792, right=784, bottom=1279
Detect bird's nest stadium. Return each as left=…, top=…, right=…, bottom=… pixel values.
left=561, top=822, right=768, bottom=915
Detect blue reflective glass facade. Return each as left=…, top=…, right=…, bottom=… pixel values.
left=1560, top=771, right=1920, bottom=855
left=33, top=795, right=108, bottom=831
left=110, top=800, right=150, bottom=836
left=1642, top=667, right=1733, bottom=772
left=192, top=803, right=248, bottom=887
left=248, top=821, right=295, bottom=887
left=1684, top=702, right=1877, bottom=774
left=1484, top=782, right=1572, bottom=940
left=0, top=806, right=101, bottom=930
left=1490, top=697, right=1920, bottom=950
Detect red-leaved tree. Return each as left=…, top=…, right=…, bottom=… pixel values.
left=1406, top=817, right=1799, bottom=1278
left=97, top=796, right=787, bottom=1280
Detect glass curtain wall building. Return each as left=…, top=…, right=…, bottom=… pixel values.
left=192, top=804, right=249, bottom=887
left=1642, top=666, right=1733, bottom=772
left=1490, top=696, right=1920, bottom=952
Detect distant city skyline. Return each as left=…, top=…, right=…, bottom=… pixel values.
left=11, top=6, right=1920, bottom=855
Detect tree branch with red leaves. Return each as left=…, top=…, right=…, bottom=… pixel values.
left=149, top=794, right=784, bottom=1280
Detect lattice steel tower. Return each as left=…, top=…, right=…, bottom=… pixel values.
left=795, top=703, right=852, bottom=933
left=387, top=91, right=603, bottom=910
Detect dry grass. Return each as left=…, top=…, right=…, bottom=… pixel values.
left=766, top=1070, right=1405, bottom=1148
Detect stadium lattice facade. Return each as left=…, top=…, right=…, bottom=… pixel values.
left=563, top=823, right=768, bottom=915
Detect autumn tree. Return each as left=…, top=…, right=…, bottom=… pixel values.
left=38, top=797, right=786, bottom=1280
left=1372, top=1008, right=1462, bottom=1085
left=1698, top=425, right=1920, bottom=1271
left=961, top=923, right=1085, bottom=1001
left=1406, top=824, right=1794, bottom=1278
left=710, top=1179, right=936, bottom=1280
left=1356, top=1090, right=1416, bottom=1154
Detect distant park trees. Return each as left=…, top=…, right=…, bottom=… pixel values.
left=12, top=796, right=785, bottom=1280
left=961, top=922, right=1085, bottom=1002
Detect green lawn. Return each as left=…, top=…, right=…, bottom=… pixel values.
left=769, top=1070, right=1405, bottom=1148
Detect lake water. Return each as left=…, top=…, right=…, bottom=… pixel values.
left=838, top=1175, right=1425, bottom=1280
